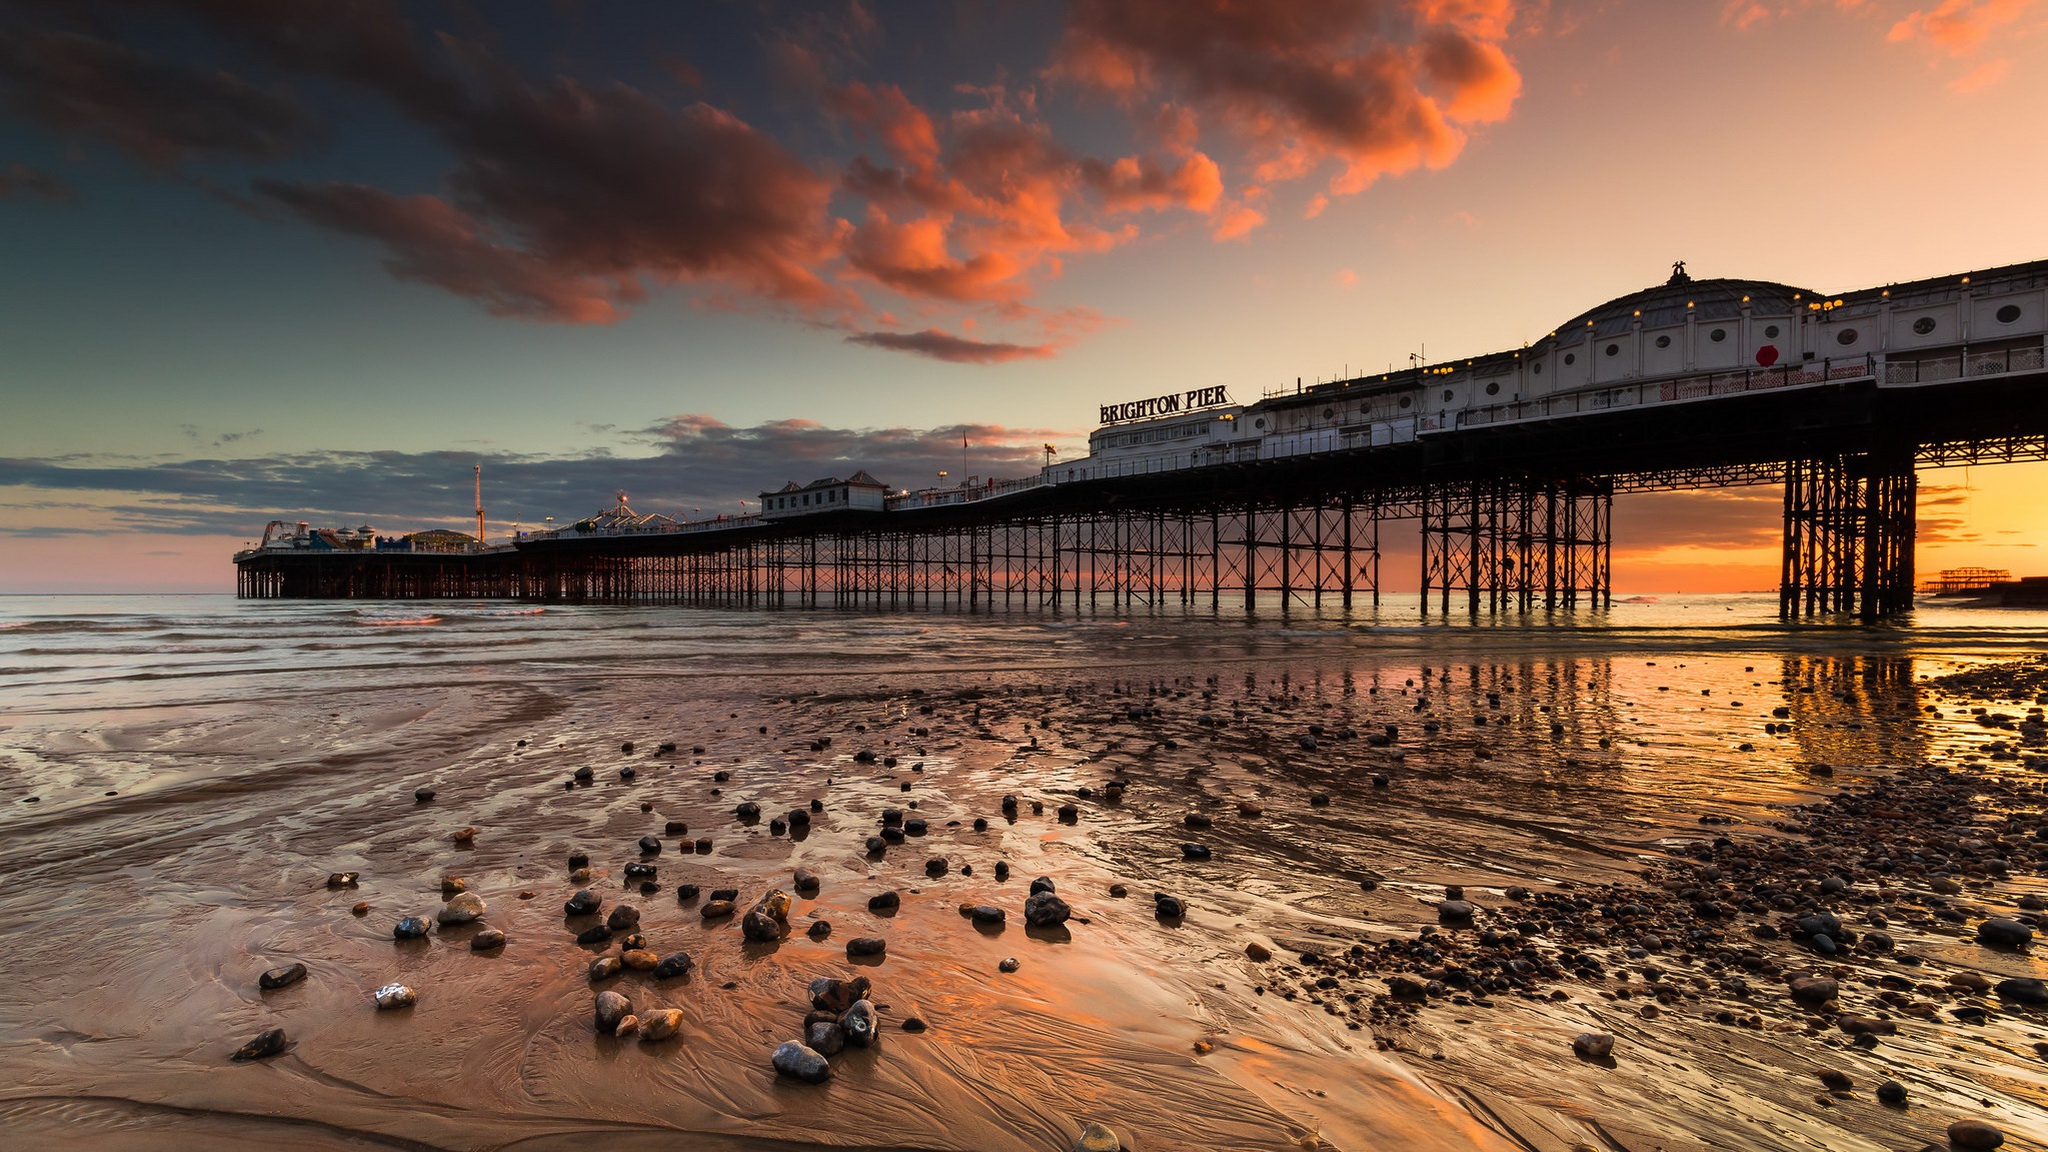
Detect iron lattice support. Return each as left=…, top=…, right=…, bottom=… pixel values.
left=1421, top=476, right=1611, bottom=615
left=1779, top=450, right=1916, bottom=620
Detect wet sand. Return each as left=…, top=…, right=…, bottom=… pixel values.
left=3, top=609, right=2047, bottom=1151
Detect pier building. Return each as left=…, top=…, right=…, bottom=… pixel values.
left=237, top=258, right=2048, bottom=619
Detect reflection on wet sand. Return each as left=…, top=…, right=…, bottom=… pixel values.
left=1, top=600, right=2045, bottom=1151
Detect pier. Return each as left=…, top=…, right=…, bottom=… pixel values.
left=237, top=259, right=2048, bottom=619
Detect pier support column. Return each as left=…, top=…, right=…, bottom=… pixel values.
left=1780, top=449, right=1916, bottom=619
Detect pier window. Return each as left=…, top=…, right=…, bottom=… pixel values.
left=1709, top=328, right=1726, bottom=342
left=1836, top=328, right=1859, bottom=345
left=1485, top=382, right=1499, bottom=395
left=1764, top=325, right=1780, bottom=338
left=1655, top=335, right=1670, bottom=348
left=1913, top=317, right=1937, bottom=334
left=1997, top=304, right=2022, bottom=324
left=1563, top=353, right=1575, bottom=365
left=1604, top=343, right=1619, bottom=357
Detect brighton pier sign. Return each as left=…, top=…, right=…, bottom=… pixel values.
left=1099, top=385, right=1232, bottom=425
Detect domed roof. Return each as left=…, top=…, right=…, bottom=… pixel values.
left=1550, top=263, right=1815, bottom=346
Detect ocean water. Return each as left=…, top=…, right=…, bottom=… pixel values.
left=1, top=593, right=2045, bottom=1152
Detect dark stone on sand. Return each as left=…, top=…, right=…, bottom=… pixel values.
left=1030, top=876, right=1056, bottom=896
left=994, top=862, right=1011, bottom=881
left=595, top=990, right=632, bottom=1033
left=618, top=766, right=636, bottom=781
left=1977, top=918, right=2033, bottom=948
left=810, top=976, right=872, bottom=1012
left=973, top=817, right=989, bottom=832
left=902, top=1017, right=927, bottom=1033
left=565, top=889, right=601, bottom=917
left=865, top=835, right=887, bottom=853
left=588, top=955, right=623, bottom=981
left=925, top=858, right=948, bottom=878
left=567, top=852, right=590, bottom=870
left=260, top=963, right=307, bottom=990
left=638, top=835, right=662, bottom=855
left=414, top=787, right=435, bottom=803
left=471, top=927, right=506, bottom=950
left=700, top=900, right=736, bottom=919
left=1948, top=1119, right=2005, bottom=1149
left=736, top=801, right=760, bottom=820
left=807, top=920, right=832, bottom=940
left=573, top=766, right=593, bottom=782
left=576, top=924, right=614, bottom=945
left=1181, top=843, right=1212, bottom=861
left=1996, top=977, right=2048, bottom=1005
left=806, top=1020, right=846, bottom=1056
left=1818, top=1068, right=1853, bottom=1091
left=393, top=916, right=429, bottom=940
left=606, top=905, right=641, bottom=932
left=1876, top=1080, right=1907, bottom=1106
left=1245, top=942, right=1272, bottom=962
left=1154, top=893, right=1188, bottom=918
left=1309, top=793, right=1330, bottom=807
left=772, top=1040, right=832, bottom=1083
left=868, top=892, right=901, bottom=912
left=1571, top=1032, right=1614, bottom=1059
left=1788, top=974, right=1838, bottom=1006
left=325, top=872, right=358, bottom=889
left=663, top=821, right=688, bottom=836
left=1371, top=774, right=1389, bottom=788
left=847, top=936, right=887, bottom=958
left=970, top=905, right=1006, bottom=926
left=231, top=1028, right=287, bottom=1061
left=1184, top=813, right=1213, bottom=829
left=654, top=951, right=695, bottom=979
left=793, top=868, right=820, bottom=893
left=1437, top=899, right=1476, bottom=924
left=1025, top=891, right=1071, bottom=927
left=624, top=862, right=656, bottom=879
left=1389, top=976, right=1426, bottom=998
left=841, top=999, right=879, bottom=1047
left=710, top=888, right=739, bottom=902
left=694, top=838, right=713, bottom=853
left=675, top=884, right=700, bottom=901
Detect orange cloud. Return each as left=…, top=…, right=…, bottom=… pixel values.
left=844, top=328, right=1057, bottom=363
left=1889, top=0, right=2037, bottom=53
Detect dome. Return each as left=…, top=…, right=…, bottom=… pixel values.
left=1550, top=263, right=1815, bottom=347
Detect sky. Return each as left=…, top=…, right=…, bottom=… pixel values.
left=2, top=0, right=2046, bottom=594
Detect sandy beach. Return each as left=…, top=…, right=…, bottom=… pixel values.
left=2, top=596, right=2046, bottom=1151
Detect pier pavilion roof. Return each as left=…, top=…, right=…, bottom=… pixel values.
left=1550, top=267, right=1815, bottom=346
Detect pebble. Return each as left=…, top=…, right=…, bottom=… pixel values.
left=1180, top=843, right=1212, bottom=861
left=373, top=982, right=416, bottom=1009
left=969, top=905, right=1007, bottom=926
left=771, top=1040, right=832, bottom=1083
left=841, top=999, right=879, bottom=1047
left=1571, top=1032, right=1614, bottom=1059
left=325, top=872, right=358, bottom=889
left=1876, top=1080, right=1907, bottom=1107
left=847, top=936, right=887, bottom=958
left=998, top=957, right=1021, bottom=973
left=639, top=1008, right=684, bottom=1041
left=1073, top=1122, right=1122, bottom=1151
left=1788, top=974, right=1838, bottom=1006
left=594, top=990, right=632, bottom=1033
left=1245, top=942, right=1272, bottom=962
left=807, top=920, right=832, bottom=940
left=654, top=951, right=695, bottom=979
left=810, top=976, right=872, bottom=1012
left=588, top=956, right=623, bottom=981
left=1024, top=891, right=1072, bottom=927
left=1948, top=1119, right=2005, bottom=1150
left=621, top=949, right=658, bottom=970
left=1977, top=918, right=2033, bottom=948
left=868, top=891, right=901, bottom=912
left=806, top=1020, right=846, bottom=1056
left=564, top=890, right=602, bottom=917
left=576, top=925, right=614, bottom=945
left=437, top=892, right=486, bottom=925
left=1818, top=1069, right=1852, bottom=1092
left=638, top=835, right=661, bottom=854
left=742, top=890, right=792, bottom=942
left=701, top=900, right=735, bottom=919
left=231, top=1028, right=288, bottom=1061
left=392, top=916, right=430, bottom=940
left=1996, top=977, right=2048, bottom=1005
left=470, top=927, right=507, bottom=950
left=259, top=963, right=307, bottom=990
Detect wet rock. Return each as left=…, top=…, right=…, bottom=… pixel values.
left=259, top=963, right=307, bottom=990
left=1025, top=891, right=1072, bottom=927
left=709, top=887, right=740, bottom=903
left=868, top=891, right=901, bottom=913
left=925, top=858, right=948, bottom=878
left=998, top=957, right=1021, bottom=973
left=1996, top=977, right=2048, bottom=1005
left=639, top=1008, right=683, bottom=1041
left=413, top=787, right=435, bottom=803
left=1181, top=843, right=1212, bottom=861
left=624, top=862, right=656, bottom=879
left=588, top=955, right=623, bottom=981
left=1245, top=942, right=1272, bottom=962
left=1948, top=1119, right=2005, bottom=1149
left=594, top=990, right=632, bottom=1032
left=1184, top=813, right=1213, bottom=829
left=700, top=900, right=736, bottom=919
left=231, top=1028, right=287, bottom=1061
left=1876, top=1080, right=1907, bottom=1106
left=1154, top=893, right=1188, bottom=919
left=841, top=999, right=879, bottom=1047
left=393, top=916, right=430, bottom=940
left=576, top=925, right=614, bottom=946
left=638, top=835, right=662, bottom=854
left=564, top=890, right=602, bottom=917
left=807, top=920, right=832, bottom=940
left=621, top=949, right=658, bottom=971
left=1818, top=1068, right=1853, bottom=1092
left=1030, top=876, right=1056, bottom=895
left=742, top=890, right=792, bottom=942
left=654, top=951, right=695, bottom=979
left=470, top=927, right=506, bottom=951
left=806, top=1019, right=846, bottom=1056
left=373, top=983, right=416, bottom=1009
left=735, top=801, right=760, bottom=821
left=438, top=892, right=486, bottom=925
left=772, top=1040, right=832, bottom=1083
left=902, top=1016, right=927, bottom=1032
left=451, top=827, right=476, bottom=844
left=1571, top=1032, right=1614, bottom=1059
left=793, top=868, right=820, bottom=894
left=969, top=905, right=1006, bottom=927
left=847, top=936, right=887, bottom=958
left=810, top=976, right=872, bottom=1012
left=325, top=872, right=358, bottom=889
left=1073, top=1122, right=1122, bottom=1151
left=1788, top=974, right=1839, bottom=1006
left=1437, top=899, right=1476, bottom=924
left=1977, top=918, right=2033, bottom=948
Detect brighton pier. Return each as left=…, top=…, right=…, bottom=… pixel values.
left=235, top=259, right=2048, bottom=619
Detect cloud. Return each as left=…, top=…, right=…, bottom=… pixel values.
left=1049, top=0, right=1523, bottom=199
left=0, top=161, right=76, bottom=202
left=844, top=328, right=1057, bottom=363
left=1889, top=0, right=2037, bottom=53
left=0, top=29, right=315, bottom=170
left=1611, top=488, right=1784, bottom=550
left=0, top=416, right=1084, bottom=538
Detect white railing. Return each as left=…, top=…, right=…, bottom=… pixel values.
left=1886, top=346, right=2044, bottom=384
left=885, top=473, right=1045, bottom=511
